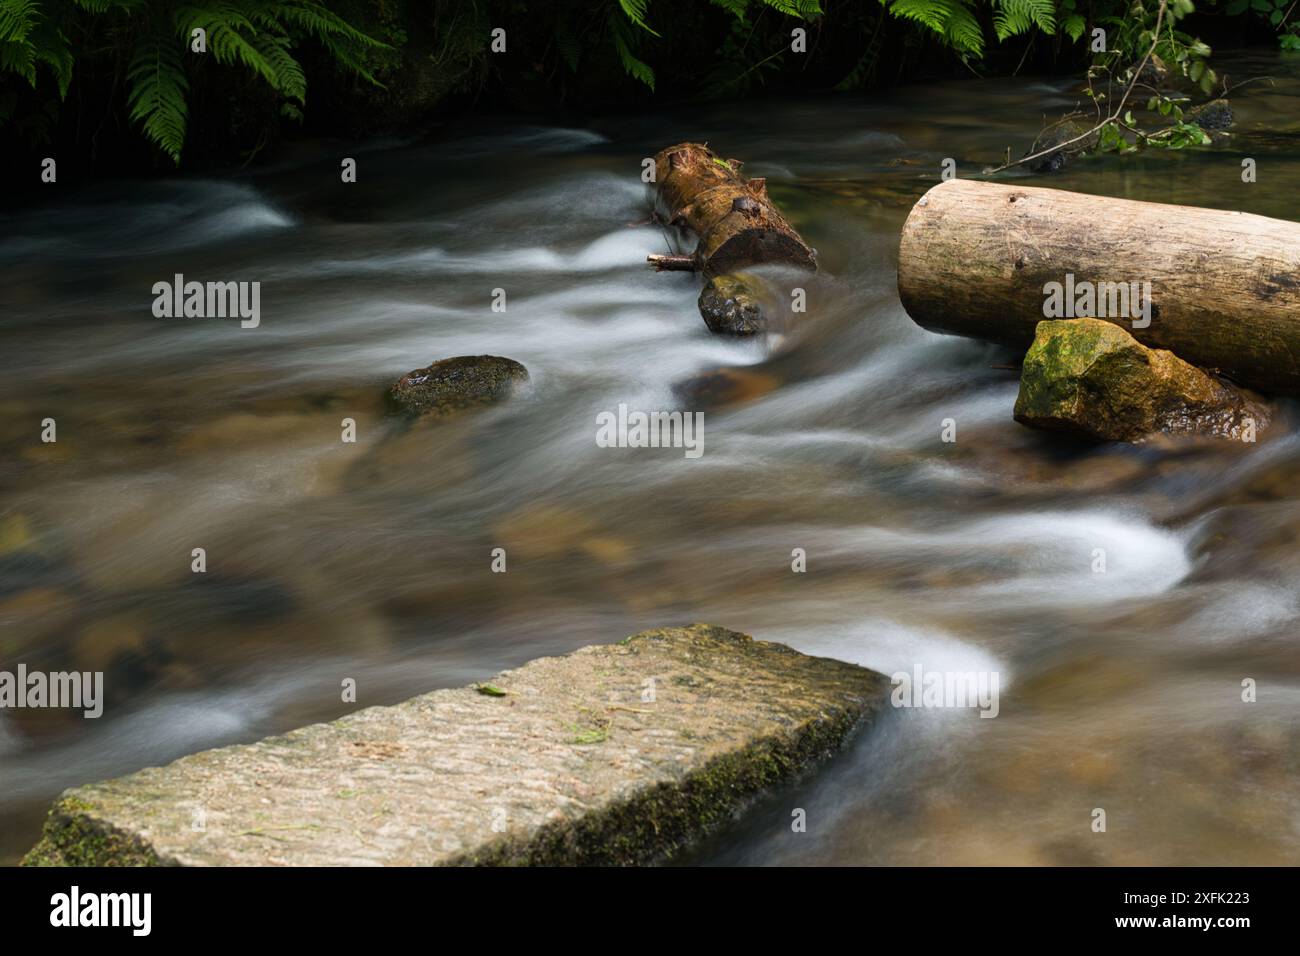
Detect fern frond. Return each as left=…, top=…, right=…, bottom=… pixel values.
left=126, top=33, right=189, bottom=163
left=0, top=0, right=37, bottom=44
left=761, top=0, right=823, bottom=17
left=886, top=0, right=984, bottom=56
left=618, top=0, right=660, bottom=37
left=945, top=4, right=984, bottom=53
left=252, top=31, right=306, bottom=103
left=609, top=11, right=654, bottom=90
left=709, top=0, right=751, bottom=20
left=29, top=16, right=72, bottom=97
left=266, top=1, right=389, bottom=49
left=992, top=0, right=1056, bottom=41
left=0, top=37, right=35, bottom=85
left=73, top=0, right=147, bottom=12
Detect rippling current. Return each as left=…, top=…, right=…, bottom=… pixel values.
left=3, top=52, right=1300, bottom=865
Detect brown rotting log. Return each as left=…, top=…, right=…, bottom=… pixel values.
left=647, top=142, right=817, bottom=277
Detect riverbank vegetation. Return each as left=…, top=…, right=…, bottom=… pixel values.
left=0, top=0, right=1293, bottom=177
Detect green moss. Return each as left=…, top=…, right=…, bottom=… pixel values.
left=21, top=796, right=163, bottom=867
left=450, top=702, right=867, bottom=867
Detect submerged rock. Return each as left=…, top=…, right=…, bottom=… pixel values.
left=1186, top=98, right=1233, bottom=132
left=698, top=272, right=769, bottom=335
left=389, top=355, right=528, bottom=418
left=1025, top=116, right=1099, bottom=173
left=1014, top=319, right=1269, bottom=442
left=673, top=365, right=780, bottom=409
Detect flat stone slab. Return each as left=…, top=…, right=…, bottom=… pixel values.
left=24, top=624, right=888, bottom=866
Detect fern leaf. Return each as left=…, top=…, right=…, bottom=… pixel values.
left=0, top=38, right=35, bottom=86
left=944, top=4, right=984, bottom=55
left=73, top=0, right=147, bottom=12
left=762, top=0, right=823, bottom=17
left=709, top=0, right=751, bottom=20
left=618, top=0, right=660, bottom=37
left=992, top=0, right=1056, bottom=40
left=609, top=11, right=654, bottom=90
left=126, top=34, right=189, bottom=164
left=29, top=16, right=72, bottom=98
left=267, top=2, right=389, bottom=49
left=0, top=0, right=37, bottom=44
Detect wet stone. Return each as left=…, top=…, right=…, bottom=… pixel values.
left=22, top=624, right=888, bottom=867
left=1014, top=318, right=1271, bottom=443
left=698, top=272, right=769, bottom=335
left=389, top=355, right=528, bottom=419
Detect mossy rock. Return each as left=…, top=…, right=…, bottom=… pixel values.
left=389, top=355, right=528, bottom=418
left=697, top=272, right=769, bottom=335
left=1014, top=318, right=1269, bottom=442
left=1013, top=319, right=1268, bottom=442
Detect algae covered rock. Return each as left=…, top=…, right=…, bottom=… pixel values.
left=1014, top=318, right=1269, bottom=442
left=698, top=272, right=770, bottom=335
left=389, top=355, right=528, bottom=418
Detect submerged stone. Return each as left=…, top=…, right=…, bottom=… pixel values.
left=1025, top=117, right=1099, bottom=173
left=22, top=624, right=888, bottom=867
left=1187, top=98, right=1233, bottom=132
left=672, top=365, right=780, bottom=409
left=389, top=355, right=528, bottom=418
left=1014, top=318, right=1269, bottom=443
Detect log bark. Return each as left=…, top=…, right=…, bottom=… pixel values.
left=898, top=179, right=1300, bottom=395
left=648, top=142, right=817, bottom=277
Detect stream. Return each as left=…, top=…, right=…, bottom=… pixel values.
left=2, top=50, right=1299, bottom=866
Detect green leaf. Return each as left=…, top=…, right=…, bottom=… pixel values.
left=126, top=33, right=189, bottom=164
left=0, top=0, right=37, bottom=44
left=618, top=0, right=660, bottom=36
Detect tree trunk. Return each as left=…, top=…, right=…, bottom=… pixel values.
left=648, top=142, right=817, bottom=277
left=897, top=179, right=1300, bottom=395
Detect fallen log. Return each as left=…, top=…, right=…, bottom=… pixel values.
left=897, top=179, right=1300, bottom=395
left=647, top=142, right=817, bottom=278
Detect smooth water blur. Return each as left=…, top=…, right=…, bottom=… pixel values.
left=3, top=51, right=1300, bottom=865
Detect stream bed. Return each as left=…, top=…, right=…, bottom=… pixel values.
left=2, top=50, right=1299, bottom=865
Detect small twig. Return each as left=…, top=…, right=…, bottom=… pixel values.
left=647, top=253, right=697, bottom=272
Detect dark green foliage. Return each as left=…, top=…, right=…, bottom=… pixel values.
left=0, top=1, right=1266, bottom=173
left=1, top=0, right=386, bottom=163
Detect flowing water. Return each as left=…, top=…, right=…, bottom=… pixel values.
left=3, top=51, right=1300, bottom=866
